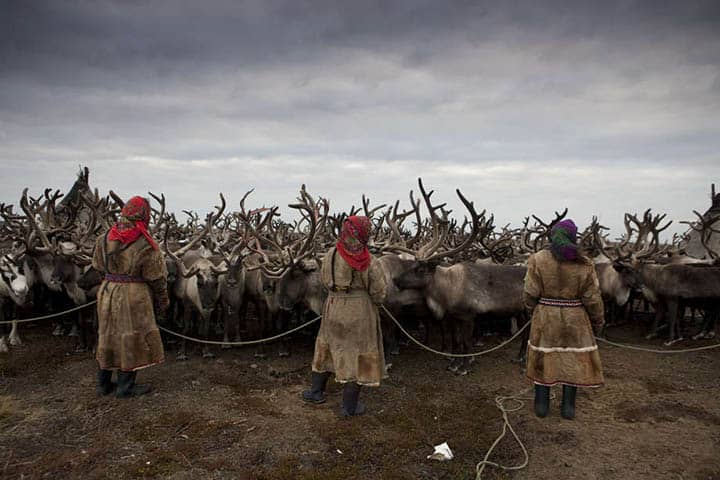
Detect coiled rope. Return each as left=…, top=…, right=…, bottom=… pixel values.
left=474, top=387, right=536, bottom=479
left=380, top=305, right=532, bottom=479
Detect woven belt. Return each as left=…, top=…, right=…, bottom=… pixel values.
left=539, top=297, right=583, bottom=307
left=105, top=274, right=145, bottom=283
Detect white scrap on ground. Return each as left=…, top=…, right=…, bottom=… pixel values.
left=427, top=442, right=454, bottom=461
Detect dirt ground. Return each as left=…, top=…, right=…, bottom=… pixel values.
left=1, top=321, right=719, bottom=480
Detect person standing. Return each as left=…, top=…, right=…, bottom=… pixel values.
left=523, top=219, right=604, bottom=419
left=92, top=196, right=169, bottom=398
left=302, top=216, right=387, bottom=416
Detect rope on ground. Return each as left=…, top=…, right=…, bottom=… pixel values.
left=475, top=386, right=535, bottom=480
left=0, top=300, right=98, bottom=325
left=381, top=305, right=529, bottom=358
left=157, top=314, right=321, bottom=346
left=594, top=336, right=720, bottom=354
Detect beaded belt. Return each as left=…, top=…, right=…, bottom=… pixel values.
left=539, top=297, right=583, bottom=307
left=105, top=274, right=145, bottom=283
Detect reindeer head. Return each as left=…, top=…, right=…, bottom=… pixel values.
left=0, top=255, right=29, bottom=303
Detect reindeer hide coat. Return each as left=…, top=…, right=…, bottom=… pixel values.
left=312, top=247, right=387, bottom=386
left=523, top=249, right=605, bottom=387
left=92, top=235, right=167, bottom=371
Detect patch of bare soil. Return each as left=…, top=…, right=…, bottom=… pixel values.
left=1, top=322, right=719, bottom=480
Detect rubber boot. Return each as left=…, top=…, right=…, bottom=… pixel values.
left=561, top=385, right=577, bottom=420
left=302, top=372, right=330, bottom=404
left=115, top=371, right=152, bottom=398
left=96, top=369, right=115, bottom=396
left=341, top=382, right=366, bottom=417
left=534, top=384, right=550, bottom=418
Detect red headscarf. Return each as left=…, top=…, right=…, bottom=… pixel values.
left=336, top=215, right=371, bottom=272
left=108, top=196, right=158, bottom=250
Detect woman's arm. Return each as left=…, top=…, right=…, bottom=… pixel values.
left=522, top=254, right=541, bottom=317
left=91, top=235, right=106, bottom=273
left=367, top=258, right=387, bottom=305
left=141, top=248, right=170, bottom=315
left=581, top=264, right=605, bottom=331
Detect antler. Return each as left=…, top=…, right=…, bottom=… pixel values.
left=171, top=193, right=226, bottom=257
left=681, top=210, right=720, bottom=260
left=19, top=188, right=56, bottom=254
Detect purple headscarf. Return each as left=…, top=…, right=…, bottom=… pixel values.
left=550, top=219, right=579, bottom=262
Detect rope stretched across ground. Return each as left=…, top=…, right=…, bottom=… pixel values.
left=0, top=301, right=98, bottom=325
left=2, top=301, right=719, bottom=355
left=157, top=315, right=321, bottom=346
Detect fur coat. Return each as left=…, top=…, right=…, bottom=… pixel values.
left=311, top=247, right=387, bottom=386
left=523, top=249, right=605, bottom=387
left=92, top=234, right=167, bottom=371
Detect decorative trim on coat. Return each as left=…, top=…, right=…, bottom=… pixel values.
left=528, top=377, right=603, bottom=388
left=527, top=341, right=598, bottom=353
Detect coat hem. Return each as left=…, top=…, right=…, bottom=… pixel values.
left=527, top=375, right=602, bottom=388
left=99, top=358, right=164, bottom=372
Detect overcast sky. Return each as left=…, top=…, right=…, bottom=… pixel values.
left=1, top=0, right=719, bottom=239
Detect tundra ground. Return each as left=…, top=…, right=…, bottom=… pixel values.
left=1, top=321, right=719, bottom=480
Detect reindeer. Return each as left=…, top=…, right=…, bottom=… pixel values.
left=681, top=184, right=720, bottom=260
left=0, top=252, right=30, bottom=351
left=392, top=178, right=528, bottom=375
left=240, top=185, right=328, bottom=358
left=164, top=194, right=227, bottom=359
left=0, top=187, right=97, bottom=349
left=611, top=209, right=720, bottom=344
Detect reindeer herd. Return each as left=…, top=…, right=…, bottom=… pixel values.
left=1, top=168, right=719, bottom=374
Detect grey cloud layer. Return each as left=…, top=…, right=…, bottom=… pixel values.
left=1, top=0, right=719, bottom=237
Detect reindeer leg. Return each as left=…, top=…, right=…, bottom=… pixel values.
left=277, top=310, right=290, bottom=358
left=221, top=302, right=232, bottom=349
left=446, top=317, right=459, bottom=373
left=456, top=315, right=474, bottom=376
left=176, top=308, right=191, bottom=361
left=201, top=311, right=215, bottom=359
left=74, top=309, right=87, bottom=353
left=514, top=313, right=530, bottom=365
left=235, top=300, right=247, bottom=343
left=646, top=301, right=665, bottom=340
left=253, top=302, right=268, bottom=359
left=385, top=310, right=400, bottom=356
left=663, top=299, right=681, bottom=346
left=693, top=306, right=717, bottom=340
left=8, top=306, right=21, bottom=346
left=707, top=307, right=718, bottom=339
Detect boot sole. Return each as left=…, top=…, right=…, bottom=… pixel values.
left=302, top=397, right=326, bottom=405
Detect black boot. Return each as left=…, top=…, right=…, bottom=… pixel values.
left=302, top=372, right=330, bottom=404
left=96, top=369, right=115, bottom=396
left=561, top=385, right=577, bottom=420
left=341, top=382, right=366, bottom=417
left=534, top=384, right=550, bottom=418
left=116, top=371, right=152, bottom=398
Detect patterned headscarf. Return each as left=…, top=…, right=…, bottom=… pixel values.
left=336, top=215, right=371, bottom=271
left=108, top=196, right=158, bottom=249
left=550, top=219, right=578, bottom=262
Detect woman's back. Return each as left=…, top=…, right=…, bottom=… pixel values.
left=529, top=249, right=595, bottom=300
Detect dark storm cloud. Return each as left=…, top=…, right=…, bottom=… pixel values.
left=1, top=0, right=719, bottom=236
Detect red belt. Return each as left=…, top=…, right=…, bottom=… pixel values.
left=539, top=297, right=583, bottom=307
